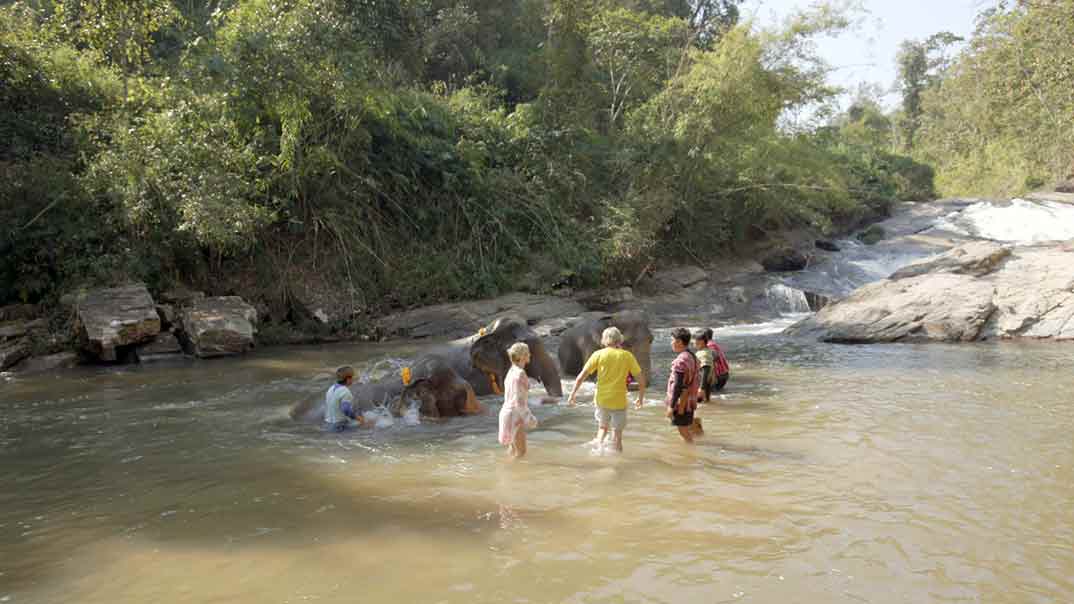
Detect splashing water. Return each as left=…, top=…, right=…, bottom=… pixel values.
left=934, top=198, right=1074, bottom=243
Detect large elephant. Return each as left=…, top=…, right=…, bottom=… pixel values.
left=557, top=311, right=653, bottom=385
left=289, top=315, right=563, bottom=423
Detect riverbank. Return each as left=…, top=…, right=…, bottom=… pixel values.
left=5, top=193, right=1074, bottom=377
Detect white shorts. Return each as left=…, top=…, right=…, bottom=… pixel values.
left=595, top=406, right=627, bottom=431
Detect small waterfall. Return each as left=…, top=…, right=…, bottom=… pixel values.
left=765, top=283, right=812, bottom=315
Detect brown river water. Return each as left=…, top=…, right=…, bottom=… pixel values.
left=2, top=321, right=1073, bottom=603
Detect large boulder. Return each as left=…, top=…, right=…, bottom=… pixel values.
left=180, top=297, right=258, bottom=357
left=761, top=249, right=809, bottom=272
left=75, top=284, right=160, bottom=361
left=651, top=265, right=709, bottom=289
left=14, top=352, right=80, bottom=375
left=136, top=332, right=186, bottom=363
left=377, top=293, right=586, bottom=340
left=888, top=241, right=1011, bottom=280
left=789, top=241, right=1074, bottom=343
left=0, top=338, right=31, bottom=370
left=0, top=319, right=45, bottom=340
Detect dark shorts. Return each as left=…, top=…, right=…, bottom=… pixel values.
left=671, top=409, right=694, bottom=427
left=714, top=373, right=729, bottom=391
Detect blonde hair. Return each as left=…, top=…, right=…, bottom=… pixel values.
left=601, top=326, right=624, bottom=347
left=507, top=342, right=530, bottom=364
left=335, top=366, right=355, bottom=384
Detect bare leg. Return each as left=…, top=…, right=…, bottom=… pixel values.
left=591, top=425, right=608, bottom=448
left=612, top=429, right=623, bottom=452
left=676, top=426, right=694, bottom=443
left=514, top=429, right=527, bottom=459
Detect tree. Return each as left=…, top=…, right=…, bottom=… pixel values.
left=631, top=0, right=741, bottom=48
left=52, top=0, right=177, bottom=101
left=895, top=31, right=962, bottom=150
left=585, top=6, right=686, bottom=131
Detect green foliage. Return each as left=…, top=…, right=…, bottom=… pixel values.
left=1, top=0, right=936, bottom=312
left=914, top=0, right=1074, bottom=197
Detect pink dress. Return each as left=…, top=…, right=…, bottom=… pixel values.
left=498, top=365, right=530, bottom=445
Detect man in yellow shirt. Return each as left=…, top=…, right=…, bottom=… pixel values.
left=567, top=327, right=647, bottom=452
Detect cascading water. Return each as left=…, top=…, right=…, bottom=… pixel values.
left=934, top=198, right=1074, bottom=242
left=764, top=283, right=812, bottom=315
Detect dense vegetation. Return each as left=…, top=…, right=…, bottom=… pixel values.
left=907, top=0, right=1074, bottom=197
left=1, top=0, right=934, bottom=326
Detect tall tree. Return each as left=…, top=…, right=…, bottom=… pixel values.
left=895, top=31, right=962, bottom=150
left=585, top=6, right=686, bottom=131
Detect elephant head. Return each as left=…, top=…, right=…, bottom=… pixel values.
left=612, top=310, right=653, bottom=385
left=469, top=315, right=563, bottom=399
left=397, top=356, right=483, bottom=418
left=558, top=311, right=653, bottom=386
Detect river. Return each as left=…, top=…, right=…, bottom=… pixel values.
left=3, top=318, right=1074, bottom=603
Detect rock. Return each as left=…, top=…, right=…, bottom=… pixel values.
left=726, top=286, right=749, bottom=305
left=815, top=240, right=841, bottom=252
left=857, top=225, right=886, bottom=245
left=159, top=288, right=205, bottom=307
left=290, top=277, right=360, bottom=326
left=0, top=304, right=39, bottom=322
left=0, top=319, right=45, bottom=341
left=155, top=304, right=176, bottom=329
left=14, top=352, right=80, bottom=375
left=889, top=241, right=1011, bottom=280
left=0, top=338, right=30, bottom=370
left=761, top=249, right=809, bottom=272
left=651, top=265, right=709, bottom=289
left=788, top=241, right=1074, bottom=343
left=136, top=332, right=185, bottom=362
left=573, top=287, right=634, bottom=309
left=180, top=297, right=258, bottom=358
left=377, top=293, right=586, bottom=340
left=981, top=246, right=1074, bottom=340
left=1056, top=179, right=1074, bottom=194
left=75, top=284, right=161, bottom=361
left=803, top=291, right=832, bottom=312
left=790, top=274, right=997, bottom=343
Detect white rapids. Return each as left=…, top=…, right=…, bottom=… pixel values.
left=934, top=198, right=1074, bottom=243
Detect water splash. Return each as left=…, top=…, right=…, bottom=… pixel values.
left=934, top=198, right=1074, bottom=243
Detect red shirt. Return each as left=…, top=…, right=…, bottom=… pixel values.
left=707, top=341, right=730, bottom=376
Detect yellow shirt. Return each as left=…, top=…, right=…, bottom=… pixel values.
left=582, top=347, right=643, bottom=410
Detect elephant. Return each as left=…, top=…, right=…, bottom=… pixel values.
left=557, top=310, right=653, bottom=386
left=289, top=315, right=563, bottom=424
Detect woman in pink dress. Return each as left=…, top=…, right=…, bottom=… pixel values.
left=499, top=342, right=534, bottom=459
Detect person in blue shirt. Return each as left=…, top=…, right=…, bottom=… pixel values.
left=325, top=366, right=365, bottom=432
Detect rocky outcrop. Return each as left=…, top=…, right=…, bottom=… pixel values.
left=13, top=352, right=79, bottom=374
left=0, top=338, right=31, bottom=370
left=788, top=241, right=1074, bottom=343
left=0, top=319, right=44, bottom=340
left=136, top=332, right=186, bottom=363
left=651, top=265, right=709, bottom=289
left=377, top=293, right=586, bottom=340
left=888, top=241, right=1012, bottom=280
left=75, top=284, right=161, bottom=361
left=180, top=297, right=258, bottom=357
left=761, top=249, right=808, bottom=272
